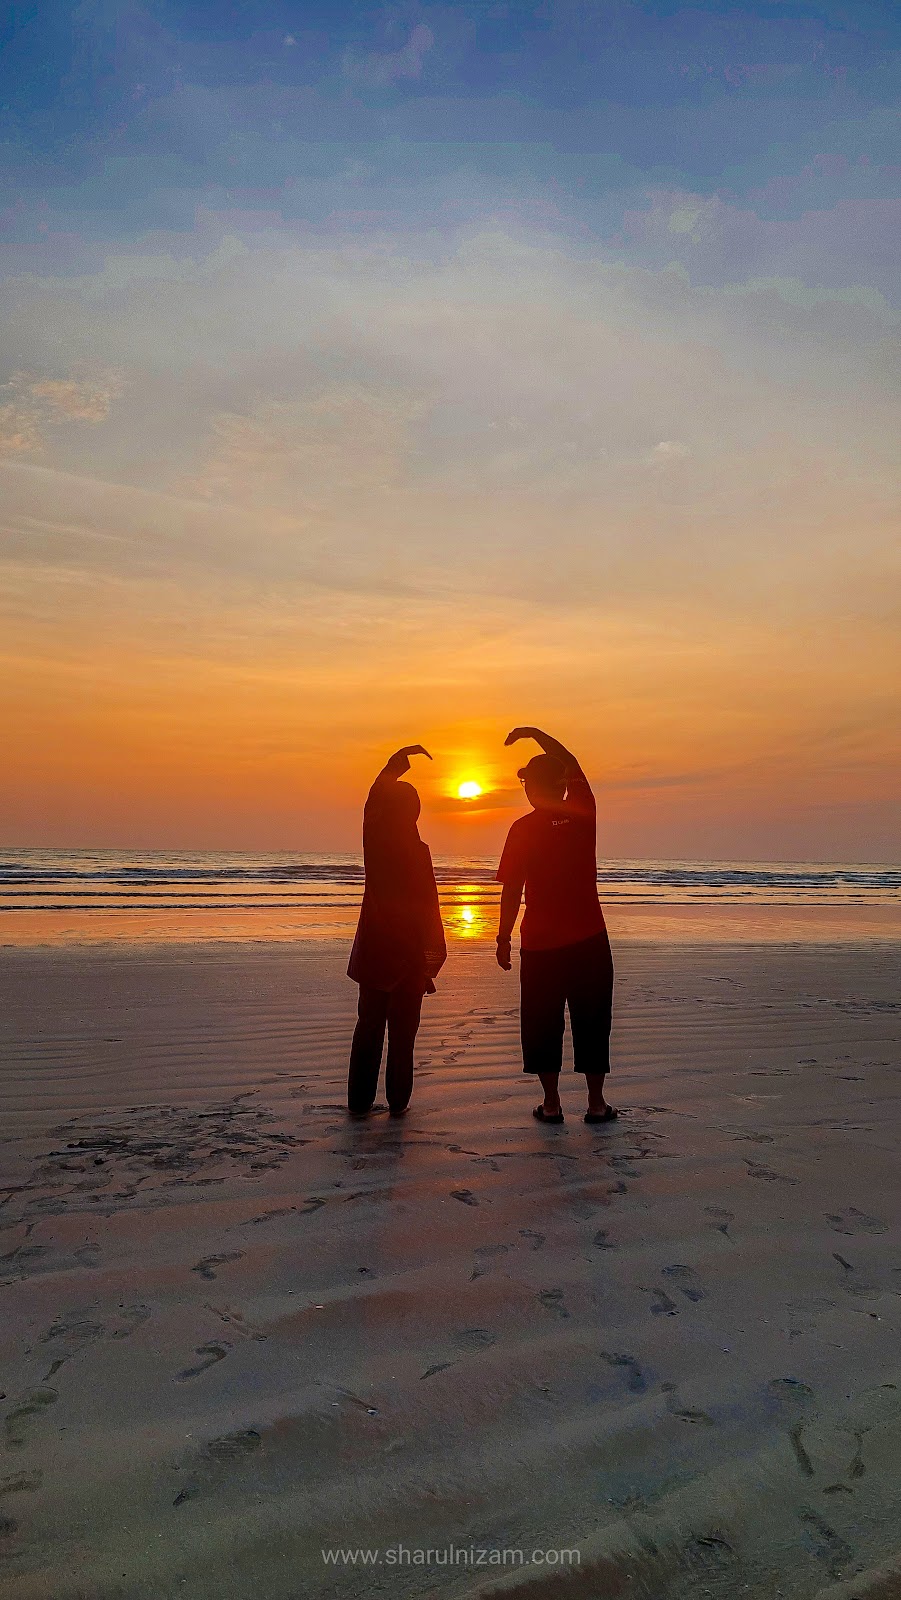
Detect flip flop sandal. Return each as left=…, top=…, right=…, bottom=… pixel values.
left=584, top=1106, right=618, bottom=1124
left=533, top=1105, right=565, bottom=1124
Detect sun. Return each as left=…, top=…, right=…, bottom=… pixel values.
left=457, top=780, right=483, bottom=800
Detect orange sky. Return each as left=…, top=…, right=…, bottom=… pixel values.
left=2, top=227, right=899, bottom=862
left=2, top=453, right=898, bottom=861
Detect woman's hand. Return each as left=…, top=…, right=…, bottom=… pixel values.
left=496, top=934, right=512, bottom=971
left=385, top=744, right=432, bottom=775
left=504, top=727, right=542, bottom=747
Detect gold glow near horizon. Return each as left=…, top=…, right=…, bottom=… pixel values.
left=457, top=780, right=483, bottom=800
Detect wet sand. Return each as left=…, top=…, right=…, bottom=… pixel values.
left=1, top=938, right=899, bottom=1599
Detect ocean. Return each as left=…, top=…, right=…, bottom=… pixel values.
left=1, top=849, right=898, bottom=946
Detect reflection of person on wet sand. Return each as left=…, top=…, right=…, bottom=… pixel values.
left=347, top=745, right=447, bottom=1118
left=496, top=727, right=616, bottom=1125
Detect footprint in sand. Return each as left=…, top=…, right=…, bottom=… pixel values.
left=643, top=1287, right=678, bottom=1317
left=662, top=1264, right=706, bottom=1302
left=538, top=1289, right=570, bottom=1320
left=600, top=1351, right=646, bottom=1394
left=109, top=1304, right=152, bottom=1339
left=241, top=1205, right=299, bottom=1227
left=0, top=1243, right=49, bottom=1282
left=205, top=1305, right=267, bottom=1341
left=177, top=1343, right=231, bottom=1382
left=0, top=1470, right=43, bottom=1497
left=421, top=1362, right=455, bottom=1380
left=845, top=1429, right=867, bottom=1481
left=770, top=1377, right=814, bottom=1403
left=519, top=1229, right=545, bottom=1251
left=36, top=1302, right=149, bottom=1373
left=450, top=1189, right=479, bottom=1207
left=4, top=1388, right=58, bottom=1449
left=453, top=1328, right=497, bottom=1351
left=40, top=1310, right=105, bottom=1357
left=704, top=1206, right=734, bottom=1238
left=670, top=1404, right=715, bottom=1426
left=471, top=1243, right=509, bottom=1280
left=608, top=1156, right=638, bottom=1177
left=205, top=1429, right=261, bottom=1461
left=689, top=1534, right=733, bottom=1563
left=789, top=1421, right=815, bottom=1476
left=330, top=1387, right=379, bottom=1416
left=797, top=1508, right=852, bottom=1579
left=745, top=1160, right=798, bottom=1186
left=827, top=1208, right=888, bottom=1236
left=192, top=1252, right=244, bottom=1281
left=832, top=1255, right=880, bottom=1298
left=593, top=1229, right=617, bottom=1250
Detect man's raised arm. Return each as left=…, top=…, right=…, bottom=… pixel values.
left=504, top=726, right=594, bottom=816
left=504, top=726, right=581, bottom=775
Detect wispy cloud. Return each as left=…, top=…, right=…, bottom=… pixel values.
left=343, top=23, right=434, bottom=89
left=0, top=370, right=124, bottom=456
left=647, top=440, right=692, bottom=466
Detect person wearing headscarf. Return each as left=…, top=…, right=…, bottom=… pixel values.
left=347, top=745, right=446, bottom=1117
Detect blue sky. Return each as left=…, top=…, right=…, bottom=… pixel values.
left=3, top=1, right=898, bottom=271
left=1, top=3, right=899, bottom=855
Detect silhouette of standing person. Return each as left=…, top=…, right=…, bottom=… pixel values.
left=495, top=727, right=616, bottom=1125
left=347, top=745, right=446, bottom=1118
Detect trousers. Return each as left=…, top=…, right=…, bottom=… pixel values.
left=347, top=977, right=425, bottom=1113
left=519, top=930, right=614, bottom=1075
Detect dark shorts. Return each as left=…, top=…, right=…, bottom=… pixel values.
left=519, top=930, right=614, bottom=1075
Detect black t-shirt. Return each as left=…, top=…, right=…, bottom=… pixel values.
left=497, top=773, right=605, bottom=951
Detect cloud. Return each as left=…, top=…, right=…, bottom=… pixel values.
left=0, top=370, right=124, bottom=456
left=343, top=24, right=434, bottom=88
left=621, top=188, right=901, bottom=305
left=648, top=440, right=692, bottom=465
left=1, top=220, right=896, bottom=623
left=187, top=387, right=422, bottom=514
left=0, top=402, right=43, bottom=456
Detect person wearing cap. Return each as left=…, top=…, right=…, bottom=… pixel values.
left=347, top=745, right=447, bottom=1118
left=495, top=727, right=615, bottom=1125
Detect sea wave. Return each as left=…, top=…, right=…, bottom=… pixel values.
left=0, top=850, right=897, bottom=909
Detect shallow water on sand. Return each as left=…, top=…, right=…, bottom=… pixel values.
left=2, top=849, right=899, bottom=945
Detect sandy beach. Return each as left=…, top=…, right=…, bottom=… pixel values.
left=1, top=933, right=899, bottom=1599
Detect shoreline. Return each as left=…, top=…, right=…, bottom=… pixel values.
left=2, top=896, right=900, bottom=951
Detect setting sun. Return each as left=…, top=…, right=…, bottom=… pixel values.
left=458, top=780, right=483, bottom=800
